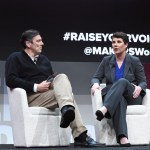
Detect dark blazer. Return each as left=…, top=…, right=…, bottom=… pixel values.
left=91, top=53, right=147, bottom=97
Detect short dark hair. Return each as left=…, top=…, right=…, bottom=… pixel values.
left=112, top=32, right=129, bottom=44
left=20, top=29, right=40, bottom=49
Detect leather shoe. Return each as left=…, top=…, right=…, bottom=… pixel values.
left=120, top=143, right=131, bottom=147
left=74, top=136, right=105, bottom=147
left=60, top=105, right=75, bottom=128
left=96, top=110, right=104, bottom=121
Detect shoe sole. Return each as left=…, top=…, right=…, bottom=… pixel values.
left=120, top=143, right=131, bottom=147
left=60, top=108, right=75, bottom=128
left=74, top=143, right=105, bottom=147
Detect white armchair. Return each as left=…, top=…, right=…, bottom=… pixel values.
left=91, top=84, right=150, bottom=145
left=7, top=87, right=71, bottom=147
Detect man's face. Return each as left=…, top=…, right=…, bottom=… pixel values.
left=112, top=38, right=128, bottom=55
left=27, top=35, right=44, bottom=55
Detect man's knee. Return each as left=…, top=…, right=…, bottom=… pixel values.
left=56, top=73, right=68, bottom=79
left=54, top=73, right=69, bottom=83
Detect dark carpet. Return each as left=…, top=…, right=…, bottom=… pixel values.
left=0, top=144, right=150, bottom=150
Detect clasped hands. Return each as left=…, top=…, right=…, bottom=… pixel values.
left=37, top=80, right=53, bottom=92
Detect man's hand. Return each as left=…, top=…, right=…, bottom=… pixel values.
left=91, top=83, right=101, bottom=95
left=37, top=81, right=52, bottom=92
left=132, top=83, right=142, bottom=98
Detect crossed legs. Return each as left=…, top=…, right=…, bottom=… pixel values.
left=95, top=78, right=143, bottom=145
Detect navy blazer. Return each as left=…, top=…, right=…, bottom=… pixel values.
left=91, top=53, right=147, bottom=97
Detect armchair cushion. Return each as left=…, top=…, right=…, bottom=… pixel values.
left=29, top=107, right=60, bottom=115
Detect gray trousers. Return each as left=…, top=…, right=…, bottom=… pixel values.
left=103, top=78, right=143, bottom=143
left=27, top=74, right=87, bottom=139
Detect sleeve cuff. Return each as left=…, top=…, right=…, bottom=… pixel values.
left=34, top=84, right=38, bottom=92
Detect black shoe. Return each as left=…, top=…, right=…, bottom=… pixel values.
left=96, top=110, right=104, bottom=121
left=60, top=105, right=75, bottom=128
left=74, top=136, right=105, bottom=147
left=120, top=143, right=131, bottom=147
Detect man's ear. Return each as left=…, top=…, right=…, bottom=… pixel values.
left=125, top=43, right=128, bottom=49
left=26, top=41, right=31, bottom=48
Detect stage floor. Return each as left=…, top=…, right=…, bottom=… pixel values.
left=1, top=144, right=150, bottom=150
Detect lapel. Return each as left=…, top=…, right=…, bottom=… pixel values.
left=109, top=55, right=116, bottom=82
left=124, top=53, right=131, bottom=78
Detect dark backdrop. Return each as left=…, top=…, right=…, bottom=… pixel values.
left=0, top=0, right=149, bottom=62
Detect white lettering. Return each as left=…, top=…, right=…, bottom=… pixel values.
left=102, top=47, right=109, bottom=55
left=108, top=34, right=113, bottom=42
left=144, top=50, right=150, bottom=56
left=102, top=33, right=109, bottom=42
left=139, top=34, right=147, bottom=43
left=93, top=47, right=101, bottom=55
left=89, top=33, right=95, bottom=41
left=66, top=32, right=150, bottom=43
left=78, top=33, right=85, bottom=41
left=127, top=48, right=135, bottom=55
left=134, top=48, right=145, bottom=55
left=131, top=34, right=139, bottom=42
left=71, top=32, right=77, bottom=41
left=95, top=33, right=102, bottom=41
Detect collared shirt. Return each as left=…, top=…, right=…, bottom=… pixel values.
left=31, top=55, right=39, bottom=64
left=29, top=55, right=39, bottom=92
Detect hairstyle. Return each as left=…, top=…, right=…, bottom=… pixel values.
left=20, top=29, right=40, bottom=49
left=112, top=32, right=129, bottom=44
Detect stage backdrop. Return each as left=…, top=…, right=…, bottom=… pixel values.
left=0, top=0, right=149, bottom=63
